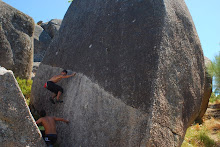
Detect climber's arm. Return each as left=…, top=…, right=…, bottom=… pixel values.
left=62, top=73, right=76, bottom=79
left=36, top=118, right=42, bottom=125
left=54, top=117, right=69, bottom=123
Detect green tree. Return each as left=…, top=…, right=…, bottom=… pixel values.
left=207, top=52, right=220, bottom=91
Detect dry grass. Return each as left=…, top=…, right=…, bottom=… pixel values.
left=182, top=104, right=220, bottom=147
left=205, top=118, right=220, bottom=131
left=204, top=118, right=220, bottom=146
left=182, top=122, right=216, bottom=147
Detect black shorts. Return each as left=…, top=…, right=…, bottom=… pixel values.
left=44, top=134, right=57, bottom=145
left=46, top=81, right=63, bottom=94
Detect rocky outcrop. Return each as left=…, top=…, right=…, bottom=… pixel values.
left=196, top=57, right=212, bottom=123
left=31, top=0, right=205, bottom=146
left=0, top=1, right=34, bottom=79
left=31, top=62, right=41, bottom=79
left=33, top=62, right=41, bottom=75
left=0, top=67, right=45, bottom=147
left=33, top=19, right=62, bottom=61
left=34, top=25, right=51, bottom=62
left=41, top=19, right=62, bottom=38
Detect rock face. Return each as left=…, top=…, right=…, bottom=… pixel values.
left=196, top=57, right=212, bottom=122
left=41, top=19, right=62, bottom=38
left=33, top=62, right=41, bottom=75
left=33, top=19, right=62, bottom=62
left=34, top=25, right=51, bottom=62
left=0, top=1, right=34, bottom=79
left=0, top=67, right=45, bottom=147
left=31, top=62, right=41, bottom=79
left=31, top=0, right=205, bottom=146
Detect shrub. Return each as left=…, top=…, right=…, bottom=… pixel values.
left=209, top=92, right=220, bottom=103
left=16, top=77, right=33, bottom=105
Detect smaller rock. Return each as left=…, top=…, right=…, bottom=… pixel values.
left=33, top=62, right=41, bottom=74
left=32, top=62, right=41, bottom=79
left=34, top=25, right=51, bottom=62
left=41, top=19, right=62, bottom=38
left=0, top=1, right=34, bottom=79
left=0, top=67, right=45, bottom=147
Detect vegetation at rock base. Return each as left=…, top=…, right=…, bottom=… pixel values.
left=16, top=77, right=33, bottom=105
left=209, top=92, right=220, bottom=103
left=182, top=118, right=220, bottom=147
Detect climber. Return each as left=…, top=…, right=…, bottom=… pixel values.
left=36, top=110, right=69, bottom=146
left=44, top=69, right=76, bottom=104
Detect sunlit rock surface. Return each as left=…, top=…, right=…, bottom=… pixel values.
left=0, top=67, right=45, bottom=147
left=31, top=0, right=205, bottom=146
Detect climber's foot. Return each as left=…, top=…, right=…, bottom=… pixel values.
left=49, top=97, right=55, bottom=104
left=56, top=100, right=63, bottom=103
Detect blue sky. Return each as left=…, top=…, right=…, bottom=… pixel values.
left=2, top=0, right=220, bottom=61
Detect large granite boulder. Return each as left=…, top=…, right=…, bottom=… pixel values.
left=41, top=19, right=62, bottom=38
left=31, top=0, right=205, bottom=146
left=34, top=25, right=51, bottom=62
left=0, top=67, right=45, bottom=147
left=0, top=1, right=34, bottom=79
left=196, top=57, right=212, bottom=123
